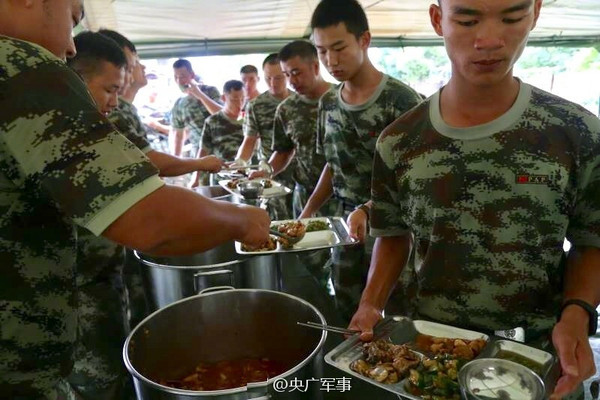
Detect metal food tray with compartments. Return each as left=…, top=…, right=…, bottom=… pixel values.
left=218, top=178, right=292, bottom=199
left=235, top=217, right=358, bottom=255
left=324, top=316, right=560, bottom=400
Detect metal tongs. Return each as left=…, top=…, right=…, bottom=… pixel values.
left=269, top=228, right=305, bottom=245
left=220, top=164, right=261, bottom=171
left=297, top=321, right=360, bottom=335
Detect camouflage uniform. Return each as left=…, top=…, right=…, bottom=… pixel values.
left=371, top=82, right=600, bottom=348
left=317, top=74, right=422, bottom=322
left=201, top=110, right=244, bottom=161
left=67, top=232, right=132, bottom=400
left=0, top=37, right=163, bottom=399
left=171, top=85, right=221, bottom=156
left=66, top=100, right=157, bottom=400
left=273, top=89, right=339, bottom=218
left=244, top=91, right=294, bottom=219
left=108, top=98, right=152, bottom=154
left=109, top=99, right=153, bottom=329
left=272, top=90, right=340, bottom=290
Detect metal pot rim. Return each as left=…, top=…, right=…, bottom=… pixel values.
left=133, top=250, right=249, bottom=270
left=123, top=288, right=327, bottom=396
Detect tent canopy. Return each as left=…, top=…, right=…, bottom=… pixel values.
left=82, top=0, right=600, bottom=58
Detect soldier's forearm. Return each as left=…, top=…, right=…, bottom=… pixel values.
left=103, top=185, right=252, bottom=255
left=192, top=90, right=222, bottom=115
left=146, top=150, right=198, bottom=177
left=170, top=129, right=185, bottom=156
left=301, top=164, right=333, bottom=217
left=268, top=150, right=295, bottom=177
left=563, top=246, right=600, bottom=306
left=360, top=235, right=413, bottom=311
left=236, top=136, right=257, bottom=161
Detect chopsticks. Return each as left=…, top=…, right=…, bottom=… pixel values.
left=297, top=321, right=360, bottom=335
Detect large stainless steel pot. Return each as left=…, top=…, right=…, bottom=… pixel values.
left=135, top=243, right=281, bottom=311
left=124, top=289, right=327, bottom=400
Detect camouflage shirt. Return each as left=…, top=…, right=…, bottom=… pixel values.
left=317, top=74, right=421, bottom=205
left=273, top=89, right=332, bottom=191
left=244, top=91, right=289, bottom=160
left=371, top=82, right=600, bottom=337
left=201, top=110, right=244, bottom=161
left=108, top=98, right=152, bottom=154
left=0, top=36, right=163, bottom=397
left=171, top=85, right=221, bottom=153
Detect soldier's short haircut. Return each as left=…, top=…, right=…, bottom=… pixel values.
left=279, top=40, right=318, bottom=63
left=98, top=29, right=136, bottom=53
left=310, top=0, right=369, bottom=39
left=68, top=32, right=127, bottom=80
left=173, top=59, right=193, bottom=72
left=262, top=53, right=280, bottom=69
left=240, top=65, right=258, bottom=75
left=223, top=80, right=244, bottom=94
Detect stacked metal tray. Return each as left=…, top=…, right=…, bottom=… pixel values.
left=235, top=217, right=358, bottom=255
left=218, top=178, right=292, bottom=199
left=324, top=316, right=560, bottom=399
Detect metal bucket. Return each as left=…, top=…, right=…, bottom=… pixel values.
left=135, top=243, right=281, bottom=311
left=124, top=289, right=327, bottom=400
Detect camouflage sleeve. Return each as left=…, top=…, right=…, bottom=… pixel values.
left=205, top=86, right=223, bottom=104
left=370, top=131, right=411, bottom=237
left=272, top=105, right=294, bottom=152
left=243, top=100, right=259, bottom=138
left=200, top=118, right=214, bottom=154
left=392, top=84, right=422, bottom=120
left=566, top=117, right=600, bottom=247
left=108, top=112, right=153, bottom=154
left=171, top=99, right=185, bottom=130
left=315, top=101, right=326, bottom=155
left=1, top=61, right=163, bottom=236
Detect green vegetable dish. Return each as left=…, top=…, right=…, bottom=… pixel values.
left=306, top=220, right=329, bottom=232
left=406, top=354, right=466, bottom=400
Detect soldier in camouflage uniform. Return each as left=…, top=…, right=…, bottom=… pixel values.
left=0, top=7, right=162, bottom=398
left=0, top=6, right=271, bottom=396
left=350, top=1, right=599, bottom=399
left=67, top=31, right=230, bottom=400
left=199, top=80, right=244, bottom=161
left=194, top=80, right=245, bottom=187
left=237, top=53, right=294, bottom=220
left=302, top=0, right=421, bottom=322
left=170, top=58, right=222, bottom=157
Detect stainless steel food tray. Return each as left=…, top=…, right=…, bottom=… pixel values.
left=324, top=316, right=560, bottom=399
left=218, top=178, right=292, bottom=199
left=235, top=217, right=358, bottom=255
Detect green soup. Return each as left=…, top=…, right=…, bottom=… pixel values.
left=495, top=350, right=545, bottom=376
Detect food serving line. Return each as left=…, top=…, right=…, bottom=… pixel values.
left=125, top=171, right=561, bottom=400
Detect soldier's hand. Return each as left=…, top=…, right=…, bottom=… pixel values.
left=237, top=205, right=271, bottom=248
left=199, top=155, right=225, bottom=173
left=551, top=306, right=596, bottom=399
left=184, top=80, right=201, bottom=96
left=248, top=170, right=267, bottom=180
left=347, top=208, right=368, bottom=242
left=348, top=302, right=383, bottom=342
left=298, top=206, right=314, bottom=219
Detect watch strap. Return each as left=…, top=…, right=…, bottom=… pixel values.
left=560, top=299, right=598, bottom=336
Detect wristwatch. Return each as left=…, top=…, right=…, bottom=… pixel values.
left=560, top=299, right=598, bottom=336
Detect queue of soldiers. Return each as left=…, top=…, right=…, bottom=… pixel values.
left=1, top=0, right=599, bottom=399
